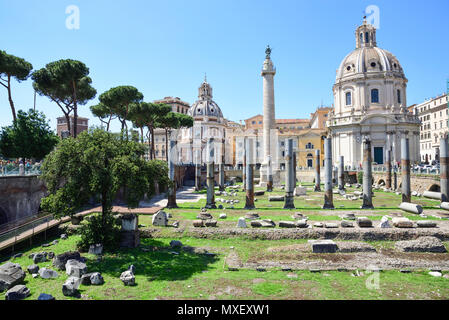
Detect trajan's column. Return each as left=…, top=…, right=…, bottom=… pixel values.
left=260, top=45, right=278, bottom=188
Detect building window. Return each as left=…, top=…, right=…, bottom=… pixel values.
left=345, top=92, right=352, bottom=106
left=365, top=32, right=369, bottom=43
left=306, top=142, right=314, bottom=149
left=371, top=89, right=379, bottom=103
left=397, top=89, right=401, bottom=104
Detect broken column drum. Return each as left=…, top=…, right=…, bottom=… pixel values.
left=120, top=214, right=140, bottom=248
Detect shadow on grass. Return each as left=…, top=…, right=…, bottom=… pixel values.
left=86, top=239, right=219, bottom=282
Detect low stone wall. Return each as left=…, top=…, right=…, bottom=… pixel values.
left=373, top=172, right=440, bottom=193
left=0, top=175, right=47, bottom=226
left=140, top=226, right=449, bottom=241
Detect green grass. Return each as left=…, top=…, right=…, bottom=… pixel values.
left=3, top=234, right=449, bottom=300
left=2, top=184, right=448, bottom=300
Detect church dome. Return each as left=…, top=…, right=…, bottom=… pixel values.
left=188, top=78, right=223, bottom=120
left=336, top=20, right=405, bottom=83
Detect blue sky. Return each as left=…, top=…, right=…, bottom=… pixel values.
left=1, top=0, right=448, bottom=132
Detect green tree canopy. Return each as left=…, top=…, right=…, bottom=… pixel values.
left=90, top=103, right=116, bottom=131
left=157, top=112, right=194, bottom=161
left=32, top=59, right=96, bottom=137
left=40, top=128, right=169, bottom=249
left=176, top=113, right=194, bottom=129
left=98, top=86, right=143, bottom=140
left=0, top=50, right=33, bottom=122
left=0, top=109, right=59, bottom=160
left=143, top=103, right=172, bottom=159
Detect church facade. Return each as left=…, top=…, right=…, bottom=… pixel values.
left=328, top=19, right=420, bottom=167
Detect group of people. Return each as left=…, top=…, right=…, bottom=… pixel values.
left=0, top=158, right=42, bottom=175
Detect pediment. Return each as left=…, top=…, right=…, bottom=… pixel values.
left=359, top=114, right=399, bottom=125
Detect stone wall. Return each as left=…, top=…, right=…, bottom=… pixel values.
left=0, top=175, right=47, bottom=226
left=372, top=172, right=440, bottom=193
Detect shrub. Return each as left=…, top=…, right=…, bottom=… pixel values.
left=357, top=171, right=363, bottom=184
left=77, top=212, right=120, bottom=252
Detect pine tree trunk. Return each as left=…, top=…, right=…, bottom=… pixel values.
left=7, top=75, right=16, bottom=122
left=165, top=129, right=169, bottom=162
left=72, top=80, right=78, bottom=138
left=65, top=113, right=71, bottom=137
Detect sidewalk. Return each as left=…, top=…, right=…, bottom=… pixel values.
left=138, top=186, right=205, bottom=208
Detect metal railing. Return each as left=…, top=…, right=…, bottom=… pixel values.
left=0, top=214, right=54, bottom=251
left=0, top=166, right=42, bottom=176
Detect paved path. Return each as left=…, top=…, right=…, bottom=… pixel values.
left=138, top=186, right=205, bottom=208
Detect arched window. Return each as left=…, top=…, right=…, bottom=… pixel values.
left=365, top=32, right=369, bottom=43
left=307, top=153, right=313, bottom=157
left=397, top=89, right=401, bottom=104
left=360, top=33, right=363, bottom=44
left=345, top=92, right=352, bottom=106
left=371, top=89, right=379, bottom=103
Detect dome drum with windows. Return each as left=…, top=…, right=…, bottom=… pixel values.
left=188, top=78, right=224, bottom=122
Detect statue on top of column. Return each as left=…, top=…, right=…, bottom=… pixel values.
left=265, top=45, right=272, bottom=59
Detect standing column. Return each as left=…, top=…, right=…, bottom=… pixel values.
left=338, top=155, right=345, bottom=191
left=333, top=167, right=338, bottom=187
left=386, top=149, right=392, bottom=189
left=267, top=155, right=273, bottom=192
left=206, top=138, right=216, bottom=209
left=393, top=166, right=398, bottom=191
left=244, top=138, right=255, bottom=210
left=261, top=46, right=276, bottom=186
left=242, top=137, right=247, bottom=191
left=440, top=135, right=449, bottom=202
left=195, top=162, right=202, bottom=191
left=293, top=151, right=297, bottom=187
left=401, top=137, right=411, bottom=203
left=284, top=139, right=295, bottom=209
left=219, top=138, right=225, bottom=191
left=361, top=139, right=374, bottom=209
left=166, top=140, right=178, bottom=209
left=323, top=137, right=334, bottom=209
left=314, top=149, right=321, bottom=191
left=194, top=148, right=202, bottom=191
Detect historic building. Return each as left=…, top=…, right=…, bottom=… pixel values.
left=56, top=115, right=89, bottom=138
left=412, top=93, right=449, bottom=163
left=231, top=107, right=328, bottom=170
left=151, top=97, right=191, bottom=161
left=327, top=19, right=420, bottom=167
left=176, top=78, right=233, bottom=166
